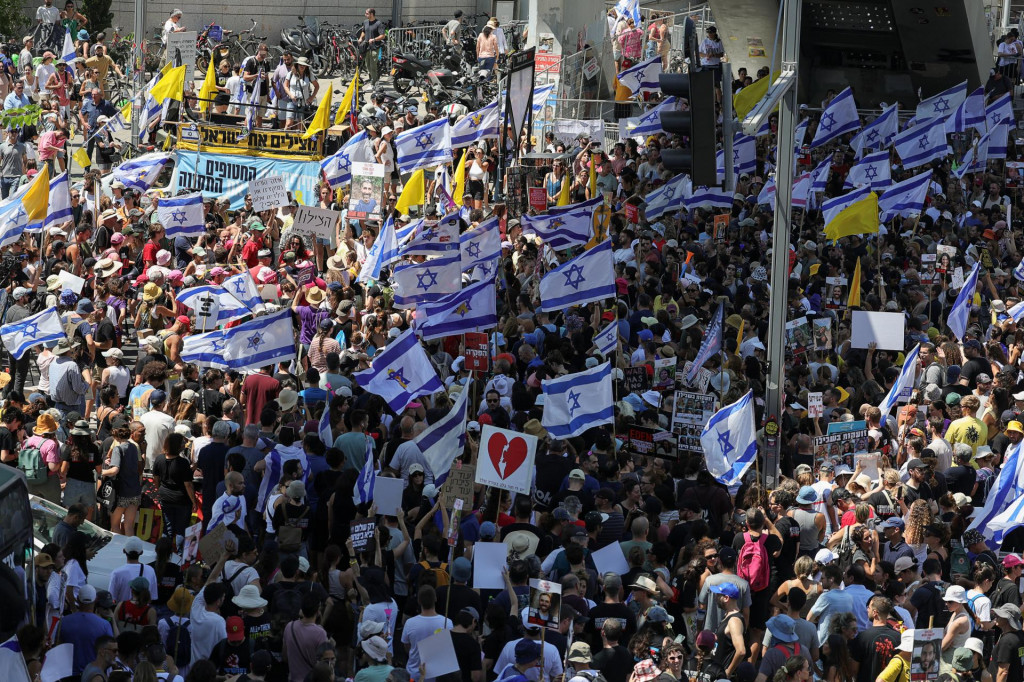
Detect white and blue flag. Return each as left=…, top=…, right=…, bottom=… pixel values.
left=916, top=80, right=967, bottom=121
left=617, top=56, right=662, bottom=96
left=157, top=192, right=205, bottom=238
left=176, top=286, right=253, bottom=324
left=539, top=239, right=615, bottom=312
left=685, top=186, right=733, bottom=211
left=986, top=92, right=1015, bottom=129
left=844, top=150, right=891, bottom=191
left=353, top=437, right=377, bottom=505
left=733, top=133, right=757, bottom=177
left=136, top=94, right=163, bottom=143
left=532, top=84, right=555, bottom=115
left=416, top=380, right=470, bottom=479
left=968, top=440, right=1024, bottom=548
left=359, top=215, right=401, bottom=283
left=396, top=117, right=452, bottom=173
left=237, top=69, right=263, bottom=140
left=522, top=205, right=593, bottom=250
left=400, top=213, right=460, bottom=257
left=947, top=262, right=980, bottom=340
left=43, top=171, right=72, bottom=232
left=878, top=170, right=931, bottom=221
left=615, top=0, right=640, bottom=24
left=893, top=117, right=950, bottom=169
left=593, top=319, right=619, bottom=357
left=61, top=29, right=75, bottom=61
left=810, top=87, right=861, bottom=148
left=354, top=327, right=444, bottom=412
left=0, top=307, right=65, bottom=359
left=809, top=157, right=832, bottom=194
left=851, top=104, right=898, bottom=158
left=1014, top=257, right=1024, bottom=284
left=541, top=362, right=614, bottom=439
left=688, top=302, right=723, bottom=384
left=322, top=131, right=373, bottom=188
left=413, top=279, right=497, bottom=340
left=255, top=446, right=309, bottom=512
left=701, top=390, right=758, bottom=487
left=460, top=216, right=501, bottom=271
left=628, top=97, right=679, bottom=137
left=878, top=343, right=920, bottom=417
left=318, top=397, right=334, bottom=447
left=986, top=123, right=1009, bottom=159
left=112, top=151, right=173, bottom=191
left=206, top=494, right=247, bottom=532
left=945, top=86, right=986, bottom=134
left=452, top=102, right=500, bottom=148
left=0, top=200, right=29, bottom=248
left=954, top=132, right=991, bottom=179
left=181, top=309, right=296, bottom=371
left=223, top=272, right=266, bottom=313
left=644, top=174, right=690, bottom=220
left=392, top=253, right=462, bottom=308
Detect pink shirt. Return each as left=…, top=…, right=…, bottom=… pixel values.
left=24, top=434, right=60, bottom=473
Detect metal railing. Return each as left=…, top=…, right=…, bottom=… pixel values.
left=386, top=23, right=449, bottom=62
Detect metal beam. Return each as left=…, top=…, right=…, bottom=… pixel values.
left=131, top=0, right=146, bottom=144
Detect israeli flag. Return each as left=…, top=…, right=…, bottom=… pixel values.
left=522, top=205, right=593, bottom=250
left=460, top=216, right=501, bottom=272
left=629, top=97, right=678, bottom=137
left=757, top=178, right=775, bottom=208
left=469, top=256, right=499, bottom=282
left=733, top=133, right=757, bottom=176
left=986, top=93, right=1015, bottom=129
left=954, top=132, right=991, bottom=179
left=1013, top=256, right=1024, bottom=282
left=0, top=635, right=31, bottom=682
left=688, top=302, right=723, bottom=384
left=181, top=309, right=296, bottom=371
left=539, top=239, right=616, bottom=312
left=451, top=102, right=501, bottom=148
left=399, top=212, right=460, bottom=257
left=354, top=327, right=444, bottom=412
left=391, top=252, right=462, bottom=309
left=878, top=344, right=920, bottom=418
left=206, top=495, right=247, bottom=532
left=701, top=390, right=758, bottom=487
left=413, top=279, right=497, bottom=340
left=176, top=286, right=252, bottom=325
left=157, top=192, right=205, bottom=238
left=792, top=172, right=812, bottom=208
left=809, top=156, right=832, bottom=194
left=810, top=87, right=861, bottom=148
left=794, top=118, right=809, bottom=150
left=238, top=70, right=263, bottom=140
left=396, top=117, right=452, bottom=173
left=416, top=380, right=470, bottom=478
left=136, top=94, right=163, bottom=143
left=61, top=29, right=76, bottom=62
left=878, top=170, right=931, bottom=221
left=893, top=117, right=950, bottom=169
left=968, top=440, right=1024, bottom=548
left=945, top=86, right=986, bottom=134
left=322, top=131, right=373, bottom=188
left=947, top=262, right=980, bottom=340
left=0, top=200, right=28, bottom=248
left=615, top=0, right=641, bottom=24
left=617, top=56, right=662, bottom=95
left=396, top=216, right=421, bottom=244
left=353, top=437, right=377, bottom=505
left=223, top=272, right=266, bottom=313
left=844, top=150, right=891, bottom=191
left=916, top=80, right=967, bottom=121
left=851, top=104, right=898, bottom=158
left=686, top=186, right=734, bottom=211
left=593, top=319, right=619, bottom=357
left=1010, top=300, right=1024, bottom=322
left=0, top=307, right=65, bottom=359
left=541, top=362, right=615, bottom=439
left=359, top=215, right=401, bottom=283
left=112, top=151, right=173, bottom=191
left=43, top=171, right=72, bottom=232
left=987, top=123, right=1009, bottom=159
left=256, top=446, right=309, bottom=512
left=532, top=84, right=555, bottom=115
left=645, top=174, right=691, bottom=220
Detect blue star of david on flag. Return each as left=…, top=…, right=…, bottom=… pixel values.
left=866, top=129, right=879, bottom=142
left=567, top=389, right=582, bottom=418
left=210, top=338, right=226, bottom=353
left=415, top=133, right=434, bottom=150
left=170, top=210, right=186, bottom=224
left=864, top=166, right=878, bottom=180
left=819, top=112, right=835, bottom=132
left=387, top=367, right=410, bottom=389
left=246, top=332, right=265, bottom=351
left=717, top=430, right=734, bottom=458
left=700, top=390, right=757, bottom=487
left=562, top=263, right=586, bottom=290
left=233, top=279, right=248, bottom=296
left=416, top=270, right=439, bottom=291
left=20, top=321, right=39, bottom=338
left=465, top=241, right=481, bottom=259
left=918, top=137, right=930, bottom=150
left=932, top=97, right=949, bottom=114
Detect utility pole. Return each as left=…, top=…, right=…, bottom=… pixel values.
left=131, top=0, right=146, bottom=143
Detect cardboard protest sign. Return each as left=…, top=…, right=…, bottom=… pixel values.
left=672, top=391, right=717, bottom=454
left=249, top=175, right=288, bottom=212
left=472, top=542, right=509, bottom=589
left=198, top=523, right=227, bottom=565
left=807, top=392, right=823, bottom=418
left=475, top=425, right=538, bottom=494
left=440, top=461, right=476, bottom=510
left=372, top=477, right=404, bottom=516
left=912, top=628, right=940, bottom=681
left=183, top=522, right=201, bottom=563
left=623, top=366, right=649, bottom=393
left=291, top=205, right=341, bottom=245
left=850, top=311, right=905, bottom=350
left=348, top=162, right=386, bottom=221
left=813, top=429, right=869, bottom=470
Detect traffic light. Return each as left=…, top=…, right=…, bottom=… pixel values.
left=659, top=70, right=717, bottom=186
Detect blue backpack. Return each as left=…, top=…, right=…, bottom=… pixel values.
left=164, top=616, right=191, bottom=667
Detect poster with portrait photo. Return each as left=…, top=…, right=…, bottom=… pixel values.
left=653, top=357, right=677, bottom=391
left=672, top=391, right=717, bottom=454
left=348, top=162, right=386, bottom=221
left=813, top=318, right=832, bottom=350
left=936, top=245, right=956, bottom=274
left=813, top=429, right=869, bottom=470
left=528, top=579, right=562, bottom=630
left=824, top=277, right=848, bottom=310
left=785, top=317, right=812, bottom=355
left=920, top=253, right=936, bottom=285
left=911, top=628, right=941, bottom=681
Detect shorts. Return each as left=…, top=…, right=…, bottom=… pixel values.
left=748, top=586, right=771, bottom=631
left=64, top=477, right=97, bottom=507
left=116, top=494, right=141, bottom=508
left=467, top=178, right=485, bottom=200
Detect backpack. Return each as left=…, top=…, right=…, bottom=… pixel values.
left=18, top=441, right=47, bottom=484
left=219, top=564, right=249, bottom=618
left=271, top=584, right=304, bottom=627
left=737, top=532, right=771, bottom=592
left=950, top=540, right=971, bottom=578
left=966, top=593, right=985, bottom=633
left=163, top=616, right=191, bottom=667
left=835, top=526, right=856, bottom=576
left=417, top=560, right=450, bottom=588
left=277, top=507, right=309, bottom=553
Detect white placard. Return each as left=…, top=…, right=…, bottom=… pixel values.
left=183, top=522, right=201, bottom=562
left=591, top=541, right=630, bottom=576
left=475, top=425, right=538, bottom=495
left=951, top=267, right=965, bottom=290
left=193, top=290, right=221, bottom=333
left=808, top=392, right=823, bottom=418
left=850, top=311, right=906, bottom=351
left=420, top=628, right=460, bottom=678
left=583, top=58, right=600, bottom=79
left=57, top=269, right=86, bottom=294
left=166, top=30, right=198, bottom=78
left=856, top=452, right=880, bottom=481
left=40, top=643, right=73, bottom=682
left=372, top=476, right=405, bottom=516
left=472, top=542, right=509, bottom=590
left=291, top=205, right=341, bottom=245
left=249, top=176, right=289, bottom=212
left=348, top=162, right=386, bottom=221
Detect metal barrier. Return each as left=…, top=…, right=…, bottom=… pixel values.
left=387, top=23, right=448, bottom=62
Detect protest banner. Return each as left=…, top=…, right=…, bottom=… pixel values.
left=464, top=332, right=489, bottom=371
left=813, top=429, right=869, bottom=470
left=653, top=357, right=677, bottom=390
left=827, top=419, right=867, bottom=434
left=348, top=162, right=386, bottom=221
left=850, top=311, right=906, bottom=350
left=476, top=425, right=538, bottom=494
left=177, top=122, right=321, bottom=158
left=290, top=205, right=341, bottom=246
left=912, top=628, right=940, bottom=681
left=677, top=361, right=712, bottom=394
left=807, top=392, right=823, bottom=418
left=249, top=175, right=289, bottom=212
left=528, top=579, right=562, bottom=630
left=672, top=391, right=717, bottom=454
left=440, top=461, right=476, bottom=510
left=785, top=316, right=812, bottom=355
left=183, top=522, right=201, bottom=563
left=623, top=365, right=649, bottom=393
left=166, top=31, right=198, bottom=77
left=197, top=523, right=227, bottom=565
left=350, top=521, right=376, bottom=551
left=529, top=187, right=548, bottom=212
left=173, top=151, right=321, bottom=209
left=473, top=542, right=510, bottom=589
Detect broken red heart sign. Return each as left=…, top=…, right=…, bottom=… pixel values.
left=487, top=432, right=529, bottom=480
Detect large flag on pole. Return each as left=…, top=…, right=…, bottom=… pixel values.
left=412, top=279, right=498, bottom=340
left=539, top=239, right=615, bottom=311
left=893, top=117, right=950, bottom=169
left=541, top=362, right=615, bottom=438
left=878, top=170, right=932, bottom=221
left=353, top=328, right=444, bottom=412
left=395, top=117, right=452, bottom=173
left=701, top=390, right=758, bottom=486
left=415, top=381, right=470, bottom=478
left=156, top=192, right=205, bottom=238
left=0, top=307, right=65, bottom=359
left=851, top=104, right=898, bottom=158
left=878, top=344, right=920, bottom=417
left=915, top=80, right=967, bottom=121
left=616, top=56, right=662, bottom=95
left=947, top=262, right=980, bottom=340
left=687, top=302, right=723, bottom=383
left=810, top=87, right=861, bottom=148
left=967, top=439, right=1024, bottom=548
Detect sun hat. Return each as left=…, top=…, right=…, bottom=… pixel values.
left=361, top=635, right=389, bottom=662
left=796, top=486, right=817, bottom=505
left=629, top=576, right=659, bottom=594
left=232, top=584, right=268, bottom=610
left=943, top=585, right=968, bottom=603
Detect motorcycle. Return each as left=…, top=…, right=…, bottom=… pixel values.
left=280, top=16, right=326, bottom=76
left=390, top=52, right=458, bottom=95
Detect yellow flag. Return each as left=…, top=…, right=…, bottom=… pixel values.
left=588, top=161, right=596, bottom=198
left=120, top=100, right=132, bottom=123
left=557, top=174, right=570, bottom=206
left=197, top=55, right=218, bottom=114
left=22, top=165, right=49, bottom=223
left=836, top=386, right=850, bottom=404
left=824, top=191, right=879, bottom=243
left=149, top=64, right=187, bottom=104
left=736, top=318, right=744, bottom=349
left=453, top=148, right=468, bottom=207
left=847, top=257, right=862, bottom=308
left=733, top=72, right=778, bottom=120
left=395, top=169, right=425, bottom=214
left=73, top=147, right=91, bottom=169
left=333, top=69, right=359, bottom=126
left=303, top=88, right=333, bottom=140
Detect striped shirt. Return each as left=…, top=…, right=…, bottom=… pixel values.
left=49, top=357, right=89, bottom=406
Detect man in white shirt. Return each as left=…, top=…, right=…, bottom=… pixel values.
left=190, top=582, right=228, bottom=662
left=162, top=9, right=185, bottom=47
left=494, top=612, right=563, bottom=682
left=36, top=0, right=60, bottom=27
left=108, top=537, right=158, bottom=602
left=402, top=585, right=453, bottom=681
left=140, top=389, right=176, bottom=470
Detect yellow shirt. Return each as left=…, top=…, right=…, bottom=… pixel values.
left=944, top=416, right=988, bottom=454
left=877, top=655, right=909, bottom=682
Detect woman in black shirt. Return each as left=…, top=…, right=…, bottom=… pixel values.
left=60, top=420, right=101, bottom=521
left=152, top=433, right=196, bottom=542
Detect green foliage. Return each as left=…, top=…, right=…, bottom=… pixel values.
left=0, top=0, right=26, bottom=39
left=0, top=105, right=41, bottom=130
left=82, top=0, right=113, bottom=32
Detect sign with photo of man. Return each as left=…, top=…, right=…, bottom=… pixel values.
left=349, top=162, right=386, bottom=221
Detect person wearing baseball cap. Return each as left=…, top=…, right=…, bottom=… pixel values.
left=996, top=554, right=1024, bottom=606
left=878, top=517, right=914, bottom=566
left=209, top=615, right=252, bottom=674
left=992, top=603, right=1024, bottom=676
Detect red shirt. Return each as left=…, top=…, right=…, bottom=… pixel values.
left=142, top=241, right=160, bottom=265
left=242, top=373, right=281, bottom=426
left=241, top=237, right=264, bottom=268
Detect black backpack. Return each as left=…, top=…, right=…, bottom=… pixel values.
left=163, top=616, right=191, bottom=667
left=220, top=565, right=249, bottom=618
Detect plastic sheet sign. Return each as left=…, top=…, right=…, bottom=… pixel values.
left=249, top=175, right=289, bottom=212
